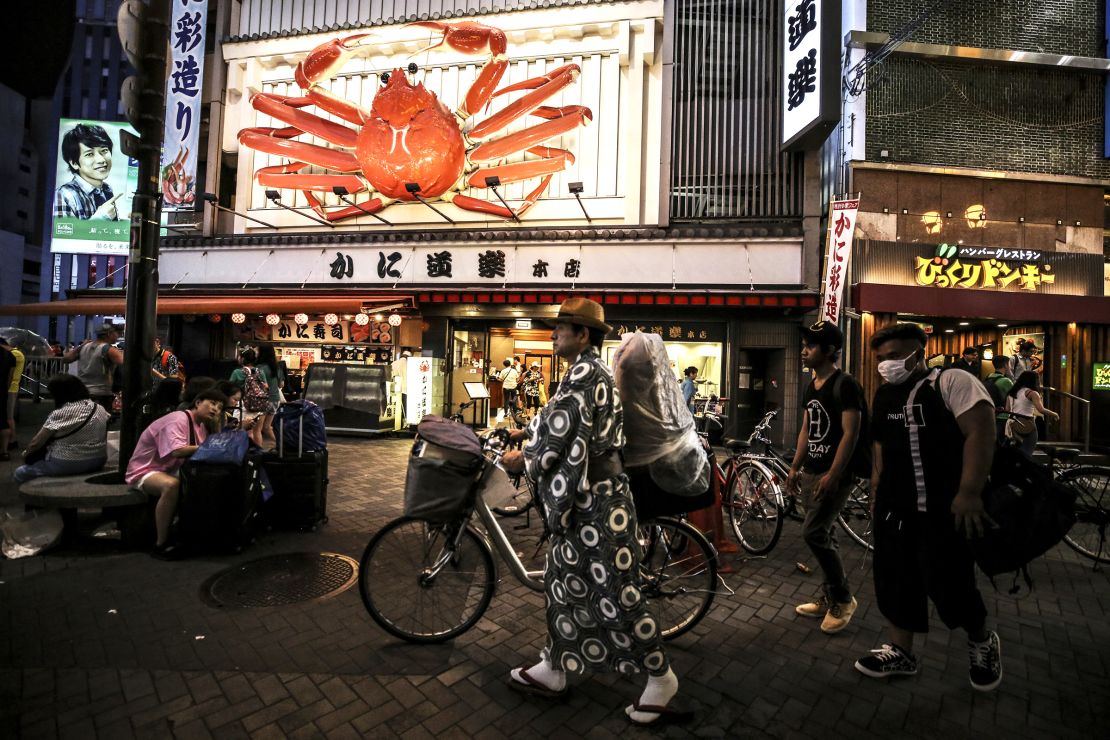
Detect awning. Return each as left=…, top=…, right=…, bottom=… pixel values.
left=853, top=283, right=1110, bottom=325
left=0, top=292, right=416, bottom=316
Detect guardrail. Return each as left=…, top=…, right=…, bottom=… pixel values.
left=19, top=358, right=68, bottom=402
left=1043, top=386, right=1091, bottom=453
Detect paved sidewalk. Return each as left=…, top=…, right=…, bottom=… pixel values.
left=1, top=427, right=1108, bottom=738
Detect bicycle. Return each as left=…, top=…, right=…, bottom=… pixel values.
left=720, top=410, right=873, bottom=555
left=1040, top=445, right=1110, bottom=564
left=359, top=428, right=719, bottom=643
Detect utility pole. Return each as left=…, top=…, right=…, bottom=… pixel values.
left=117, top=0, right=169, bottom=470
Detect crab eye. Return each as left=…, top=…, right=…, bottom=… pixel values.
left=380, top=72, right=390, bottom=85
left=407, top=62, right=418, bottom=75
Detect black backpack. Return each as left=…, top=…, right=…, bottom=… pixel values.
left=832, top=372, right=872, bottom=479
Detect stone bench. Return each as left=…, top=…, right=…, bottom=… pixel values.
left=18, top=472, right=154, bottom=547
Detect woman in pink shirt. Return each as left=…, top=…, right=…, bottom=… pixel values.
left=126, top=388, right=226, bottom=559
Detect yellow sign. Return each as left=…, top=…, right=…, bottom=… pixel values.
left=913, top=257, right=1055, bottom=292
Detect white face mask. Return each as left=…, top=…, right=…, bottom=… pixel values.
left=877, top=352, right=919, bottom=385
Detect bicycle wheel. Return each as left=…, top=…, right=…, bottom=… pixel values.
left=492, top=473, right=534, bottom=517
left=638, top=517, right=717, bottom=640
left=359, top=517, right=497, bottom=643
left=1059, top=466, right=1110, bottom=563
left=837, top=478, right=874, bottom=551
left=726, top=463, right=783, bottom=555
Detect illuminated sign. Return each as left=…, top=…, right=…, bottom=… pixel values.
left=161, top=0, right=208, bottom=210
left=1094, top=363, right=1110, bottom=391
left=781, top=0, right=841, bottom=151
left=50, top=119, right=140, bottom=255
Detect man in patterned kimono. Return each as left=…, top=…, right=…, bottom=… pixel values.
left=500, top=298, right=692, bottom=727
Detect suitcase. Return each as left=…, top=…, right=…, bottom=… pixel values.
left=177, top=458, right=263, bottom=552
left=261, top=410, right=329, bottom=530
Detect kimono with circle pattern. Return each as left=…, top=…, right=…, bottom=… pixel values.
left=522, top=347, right=668, bottom=676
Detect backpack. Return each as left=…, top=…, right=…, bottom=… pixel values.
left=832, top=372, right=872, bottom=479
left=982, top=372, right=1007, bottom=409
left=242, top=367, right=270, bottom=413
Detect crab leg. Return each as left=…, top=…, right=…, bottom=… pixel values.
left=255, top=162, right=368, bottom=194
left=249, top=92, right=359, bottom=148
left=238, top=130, right=361, bottom=172
left=470, top=106, right=592, bottom=163
left=303, top=191, right=389, bottom=222
left=445, top=175, right=552, bottom=220
left=468, top=64, right=580, bottom=140
left=294, top=34, right=375, bottom=125
left=467, top=146, right=575, bottom=189
left=409, top=21, right=508, bottom=117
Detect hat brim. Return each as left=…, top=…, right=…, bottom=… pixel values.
left=540, top=315, right=613, bottom=333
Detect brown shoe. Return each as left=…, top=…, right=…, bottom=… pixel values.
left=821, top=597, right=858, bottom=634
left=795, top=591, right=830, bottom=618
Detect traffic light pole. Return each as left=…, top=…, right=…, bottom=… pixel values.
left=118, top=0, right=170, bottom=472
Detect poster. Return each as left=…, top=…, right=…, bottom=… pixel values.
left=1002, top=332, right=1045, bottom=374
left=50, top=119, right=140, bottom=255
left=161, top=0, right=208, bottom=210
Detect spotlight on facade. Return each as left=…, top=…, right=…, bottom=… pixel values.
left=568, top=182, right=592, bottom=223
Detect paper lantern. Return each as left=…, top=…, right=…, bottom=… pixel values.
left=294, top=313, right=309, bottom=325
left=231, top=313, right=246, bottom=324
left=354, top=312, right=370, bottom=326
left=265, top=313, right=281, bottom=326
left=388, top=313, right=403, bottom=327
left=208, top=314, right=221, bottom=323
left=324, top=313, right=339, bottom=326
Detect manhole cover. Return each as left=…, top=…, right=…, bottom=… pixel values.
left=202, top=552, right=359, bottom=608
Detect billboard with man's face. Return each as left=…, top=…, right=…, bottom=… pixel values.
left=50, top=119, right=139, bottom=255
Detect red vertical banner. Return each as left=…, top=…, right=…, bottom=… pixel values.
left=820, top=196, right=860, bottom=324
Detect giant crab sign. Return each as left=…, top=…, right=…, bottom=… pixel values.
left=237, top=21, right=594, bottom=222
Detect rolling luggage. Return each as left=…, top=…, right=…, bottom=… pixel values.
left=177, top=457, right=263, bottom=553
left=261, top=403, right=329, bottom=530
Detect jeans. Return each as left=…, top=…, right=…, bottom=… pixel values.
left=798, top=470, right=855, bottom=604
left=13, top=455, right=107, bottom=483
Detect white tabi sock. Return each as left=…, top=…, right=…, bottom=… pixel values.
left=510, top=656, right=566, bottom=692
left=625, top=667, right=679, bottom=722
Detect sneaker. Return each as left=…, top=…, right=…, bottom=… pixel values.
left=968, top=631, right=1002, bottom=692
left=820, top=596, right=858, bottom=634
left=795, top=591, right=830, bottom=618
left=854, top=644, right=919, bottom=679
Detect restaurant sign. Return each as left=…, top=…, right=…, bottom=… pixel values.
left=1094, top=362, right=1110, bottom=391
left=914, top=244, right=1055, bottom=292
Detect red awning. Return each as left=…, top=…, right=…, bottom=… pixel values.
left=0, top=293, right=415, bottom=316
left=853, top=283, right=1110, bottom=325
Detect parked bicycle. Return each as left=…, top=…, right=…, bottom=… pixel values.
left=1041, top=445, right=1110, bottom=564
left=721, top=410, right=873, bottom=555
left=359, top=428, right=719, bottom=643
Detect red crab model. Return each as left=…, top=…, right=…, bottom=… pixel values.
left=237, top=21, right=593, bottom=221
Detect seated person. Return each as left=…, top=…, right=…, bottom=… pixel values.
left=14, top=375, right=110, bottom=483
left=126, top=388, right=227, bottom=559
left=216, top=380, right=257, bottom=433
left=177, top=376, right=216, bottom=411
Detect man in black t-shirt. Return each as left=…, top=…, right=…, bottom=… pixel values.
left=855, top=323, right=1002, bottom=692
left=786, top=321, right=865, bottom=634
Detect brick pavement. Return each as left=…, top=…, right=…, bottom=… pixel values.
left=1, top=419, right=1108, bottom=739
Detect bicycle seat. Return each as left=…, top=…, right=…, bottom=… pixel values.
left=724, top=438, right=751, bottom=453
left=1042, top=446, right=1081, bottom=463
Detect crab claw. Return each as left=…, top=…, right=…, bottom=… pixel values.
left=294, top=34, right=375, bottom=125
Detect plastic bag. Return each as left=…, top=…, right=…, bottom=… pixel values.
left=0, top=506, right=64, bottom=559
left=612, top=332, right=709, bottom=496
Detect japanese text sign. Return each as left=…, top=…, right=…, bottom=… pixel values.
left=782, top=0, right=839, bottom=150
left=161, top=0, right=208, bottom=211
left=819, top=197, right=859, bottom=323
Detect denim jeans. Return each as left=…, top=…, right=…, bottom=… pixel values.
left=798, top=470, right=855, bottom=604
left=13, top=455, right=107, bottom=483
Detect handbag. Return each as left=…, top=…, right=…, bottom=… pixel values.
left=191, top=430, right=251, bottom=465
left=23, top=404, right=99, bottom=465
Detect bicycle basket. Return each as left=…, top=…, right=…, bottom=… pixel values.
left=403, top=416, right=487, bottom=523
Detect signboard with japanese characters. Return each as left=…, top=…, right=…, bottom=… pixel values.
left=819, top=197, right=859, bottom=323
left=1093, top=362, right=1110, bottom=391
left=607, top=322, right=726, bottom=343
left=50, top=119, right=140, bottom=255
left=781, top=0, right=841, bottom=151
left=406, top=357, right=435, bottom=423
left=162, top=0, right=208, bottom=211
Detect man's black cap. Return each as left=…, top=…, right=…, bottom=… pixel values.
left=800, top=320, right=843, bottom=349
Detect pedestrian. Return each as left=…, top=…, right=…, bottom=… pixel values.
left=14, top=375, right=109, bottom=482
left=500, top=297, right=691, bottom=727
left=0, top=338, right=17, bottom=461
left=680, top=366, right=698, bottom=413
left=151, top=337, right=185, bottom=383
left=492, top=357, right=520, bottom=422
left=857, top=323, right=1001, bottom=691
left=256, top=345, right=285, bottom=447
left=983, top=357, right=1014, bottom=440
left=1005, top=371, right=1058, bottom=458
left=786, top=320, right=865, bottom=634
left=1008, top=340, right=1036, bottom=377
left=951, top=347, right=980, bottom=376
left=62, top=323, right=124, bottom=412
left=520, top=361, right=545, bottom=420
left=229, top=350, right=272, bottom=449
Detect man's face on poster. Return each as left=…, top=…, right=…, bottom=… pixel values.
left=70, top=142, right=112, bottom=188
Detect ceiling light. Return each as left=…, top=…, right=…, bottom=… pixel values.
left=944, top=329, right=954, bottom=333
left=998, top=323, right=1008, bottom=328
left=958, top=321, right=969, bottom=326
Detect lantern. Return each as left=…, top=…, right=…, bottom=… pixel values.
left=388, top=313, right=403, bottom=327
left=265, top=313, right=281, bottom=326
left=208, top=314, right=221, bottom=323
left=324, top=313, right=339, bottom=326
left=294, top=313, right=309, bottom=325
left=354, top=312, right=370, bottom=326
left=231, top=313, right=246, bottom=324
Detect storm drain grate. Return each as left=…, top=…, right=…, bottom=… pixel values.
left=202, top=552, right=359, bottom=608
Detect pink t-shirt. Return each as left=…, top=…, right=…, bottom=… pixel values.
left=125, top=410, right=207, bottom=486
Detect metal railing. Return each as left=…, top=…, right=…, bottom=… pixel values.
left=19, top=358, right=68, bottom=403
left=1043, top=386, right=1091, bottom=453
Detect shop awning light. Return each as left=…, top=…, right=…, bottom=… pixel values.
left=404, top=183, right=455, bottom=224
left=264, top=190, right=335, bottom=228
left=331, top=186, right=393, bottom=226
left=568, top=182, right=592, bottom=223
left=483, top=176, right=520, bottom=223
left=200, top=192, right=278, bottom=229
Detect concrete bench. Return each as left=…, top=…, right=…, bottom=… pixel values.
left=18, top=472, right=154, bottom=547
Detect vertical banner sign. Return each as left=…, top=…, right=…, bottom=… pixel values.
left=781, top=0, right=840, bottom=151
left=162, top=0, right=208, bottom=210
left=406, top=358, right=434, bottom=423
left=819, top=196, right=860, bottom=323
